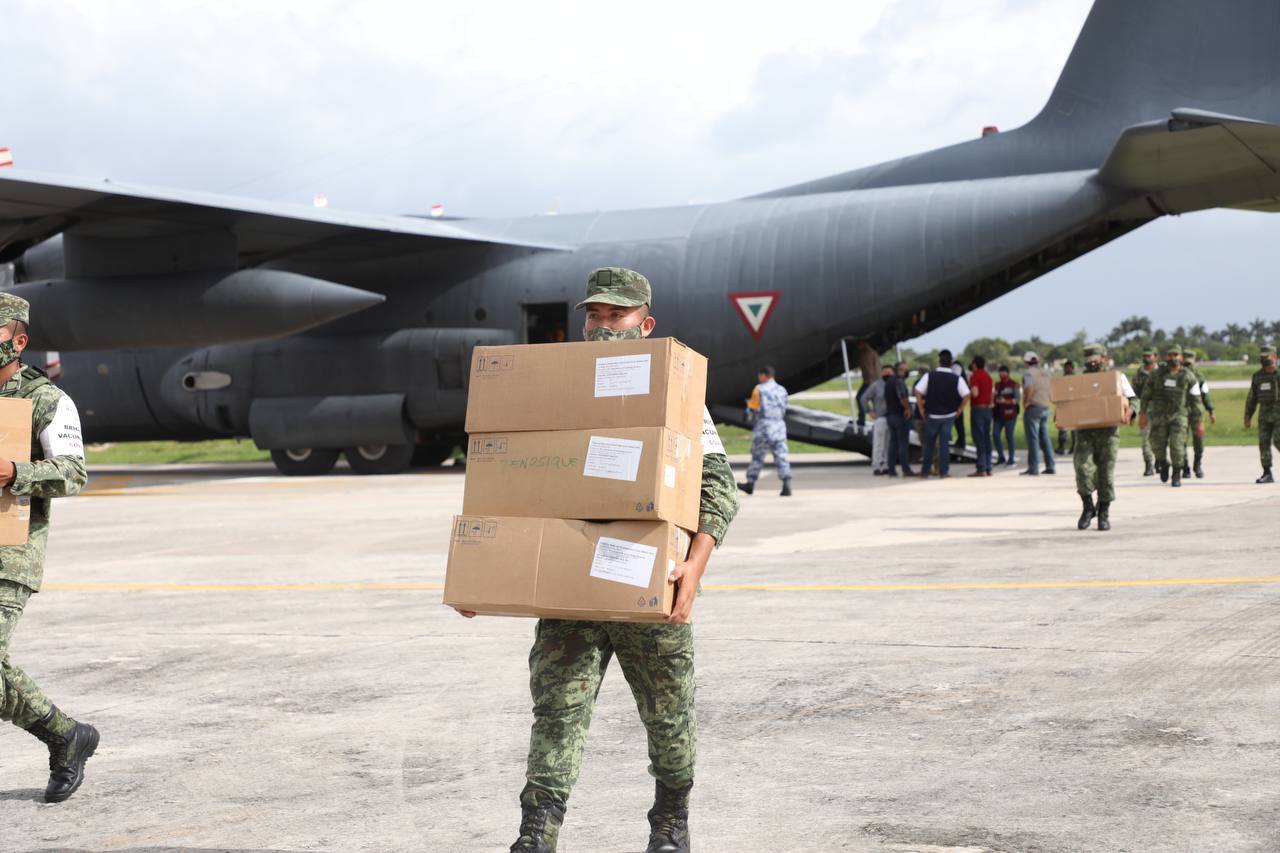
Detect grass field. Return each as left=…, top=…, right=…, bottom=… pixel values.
left=86, top=439, right=270, bottom=465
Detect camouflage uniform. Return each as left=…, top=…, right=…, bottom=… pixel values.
left=0, top=295, right=89, bottom=736
left=1140, top=347, right=1202, bottom=477
left=1245, top=345, right=1280, bottom=479
left=1072, top=344, right=1135, bottom=529
left=1182, top=351, right=1213, bottom=476
left=520, top=269, right=740, bottom=837
left=745, top=379, right=790, bottom=485
left=1130, top=350, right=1157, bottom=471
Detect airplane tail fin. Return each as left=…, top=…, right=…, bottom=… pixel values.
left=1032, top=0, right=1280, bottom=149
left=761, top=0, right=1280, bottom=197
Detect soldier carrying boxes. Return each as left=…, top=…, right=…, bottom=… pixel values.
left=445, top=268, right=739, bottom=853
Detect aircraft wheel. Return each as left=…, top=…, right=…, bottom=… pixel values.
left=344, top=443, right=415, bottom=475
left=270, top=447, right=340, bottom=477
left=412, top=441, right=456, bottom=467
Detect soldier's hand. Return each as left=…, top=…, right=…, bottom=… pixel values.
left=0, top=458, right=13, bottom=489
left=1209, top=413, right=1217, bottom=425
left=1244, top=418, right=1252, bottom=430
left=1195, top=422, right=1206, bottom=438
left=667, top=534, right=714, bottom=624
left=1139, top=413, right=1148, bottom=430
left=452, top=607, right=477, bottom=618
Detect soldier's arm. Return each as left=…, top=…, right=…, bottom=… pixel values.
left=697, top=452, right=739, bottom=547
left=10, top=391, right=87, bottom=499
left=1200, top=380, right=1214, bottom=414
left=1244, top=376, right=1259, bottom=422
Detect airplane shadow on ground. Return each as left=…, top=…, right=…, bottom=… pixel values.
left=0, top=788, right=42, bottom=801
left=25, top=849, right=330, bottom=853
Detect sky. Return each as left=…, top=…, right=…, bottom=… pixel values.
left=2, top=0, right=1274, bottom=351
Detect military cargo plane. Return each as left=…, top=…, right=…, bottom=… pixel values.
left=1, top=0, right=1278, bottom=475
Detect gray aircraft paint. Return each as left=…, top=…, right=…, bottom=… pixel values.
left=1, top=0, right=1278, bottom=473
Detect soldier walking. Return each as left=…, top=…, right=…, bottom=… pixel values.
left=1244, top=344, right=1279, bottom=484
left=1073, top=344, right=1137, bottom=531
left=738, top=365, right=792, bottom=496
left=0, top=294, right=97, bottom=803
left=1138, top=344, right=1202, bottom=488
left=1180, top=350, right=1215, bottom=479
left=455, top=269, right=739, bottom=853
left=1130, top=349, right=1157, bottom=476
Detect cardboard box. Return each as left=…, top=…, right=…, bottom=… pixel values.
left=0, top=398, right=33, bottom=546
left=1056, top=395, right=1131, bottom=430
left=1050, top=371, right=1125, bottom=403
left=1050, top=370, right=1130, bottom=429
left=443, top=516, right=689, bottom=622
left=463, top=427, right=702, bottom=530
left=465, top=338, right=707, bottom=438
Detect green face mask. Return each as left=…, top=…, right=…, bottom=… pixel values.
left=1166, top=357, right=1181, bottom=368
left=583, top=324, right=646, bottom=343
left=0, top=339, right=19, bottom=369
left=1084, top=359, right=1103, bottom=373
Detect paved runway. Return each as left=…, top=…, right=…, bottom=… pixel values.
left=3, top=447, right=1278, bottom=852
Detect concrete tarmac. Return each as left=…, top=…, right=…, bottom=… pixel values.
left=2, top=447, right=1278, bottom=852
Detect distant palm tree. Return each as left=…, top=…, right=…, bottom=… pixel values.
left=1249, top=318, right=1269, bottom=342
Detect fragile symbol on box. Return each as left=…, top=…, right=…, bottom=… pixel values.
left=477, top=355, right=515, bottom=373
left=470, top=437, right=508, bottom=455
left=455, top=518, right=498, bottom=539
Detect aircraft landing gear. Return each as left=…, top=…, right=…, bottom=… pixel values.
left=270, top=447, right=340, bottom=477
left=344, top=443, right=415, bottom=475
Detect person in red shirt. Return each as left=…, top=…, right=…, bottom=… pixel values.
left=967, top=355, right=995, bottom=476
left=993, top=364, right=1020, bottom=467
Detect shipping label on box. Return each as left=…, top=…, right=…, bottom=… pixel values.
left=465, top=338, right=708, bottom=438
left=462, top=427, right=701, bottom=530
left=1050, top=371, right=1125, bottom=403
left=0, top=398, right=33, bottom=546
left=443, top=516, right=689, bottom=622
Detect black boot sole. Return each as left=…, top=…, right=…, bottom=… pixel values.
left=45, top=725, right=98, bottom=804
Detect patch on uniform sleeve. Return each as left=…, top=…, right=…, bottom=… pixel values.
left=40, top=395, right=84, bottom=459
left=700, top=407, right=726, bottom=456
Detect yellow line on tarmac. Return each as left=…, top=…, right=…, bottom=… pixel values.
left=41, top=576, right=1280, bottom=594
left=705, top=576, right=1280, bottom=592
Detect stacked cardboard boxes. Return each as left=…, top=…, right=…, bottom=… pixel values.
left=1050, top=371, right=1131, bottom=429
left=0, top=398, right=32, bottom=545
left=444, top=338, right=708, bottom=622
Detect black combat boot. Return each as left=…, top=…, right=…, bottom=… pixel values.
left=1171, top=467, right=1182, bottom=488
left=510, top=801, right=566, bottom=852
left=736, top=480, right=754, bottom=495
left=1181, top=462, right=1192, bottom=479
left=780, top=478, right=792, bottom=496
left=645, top=781, right=692, bottom=853
left=1158, top=460, right=1169, bottom=483
left=1194, top=457, right=1204, bottom=478
left=1258, top=468, right=1274, bottom=484
left=1143, top=460, right=1155, bottom=477
left=25, top=707, right=99, bottom=804
left=1096, top=501, right=1111, bottom=531
left=1077, top=496, right=1095, bottom=530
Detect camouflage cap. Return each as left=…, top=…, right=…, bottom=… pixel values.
left=1082, top=342, right=1106, bottom=358
left=1181, top=349, right=1196, bottom=360
left=1164, top=342, right=1182, bottom=354
left=0, top=293, right=29, bottom=325
left=1141, top=348, right=1156, bottom=357
left=574, top=267, right=651, bottom=310
left=1261, top=345, right=1276, bottom=356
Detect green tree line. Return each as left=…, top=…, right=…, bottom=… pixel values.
left=898, top=316, right=1279, bottom=369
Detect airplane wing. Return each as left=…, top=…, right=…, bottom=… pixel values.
left=0, top=169, right=572, bottom=269
left=1097, top=109, right=1280, bottom=213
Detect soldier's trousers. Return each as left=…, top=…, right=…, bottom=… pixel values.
left=1074, top=427, right=1119, bottom=503
left=1150, top=417, right=1188, bottom=468
left=1139, top=421, right=1153, bottom=466
left=522, top=618, right=696, bottom=807
left=1189, top=417, right=1205, bottom=465
left=1, top=580, right=55, bottom=730
left=746, top=422, right=791, bottom=482
left=1259, top=414, right=1280, bottom=469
